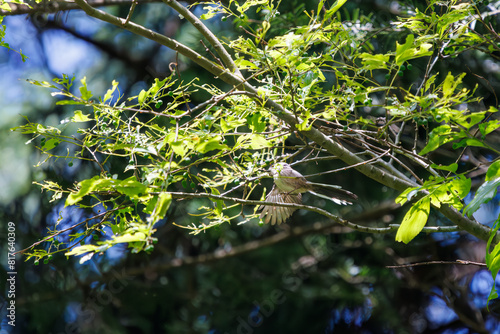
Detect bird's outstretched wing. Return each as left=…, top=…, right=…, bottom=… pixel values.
left=259, top=185, right=302, bottom=225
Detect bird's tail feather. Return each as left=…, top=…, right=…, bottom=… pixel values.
left=307, top=182, right=357, bottom=204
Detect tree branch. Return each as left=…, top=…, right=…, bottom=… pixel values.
left=168, top=191, right=461, bottom=235
left=73, top=0, right=243, bottom=87
left=12, top=208, right=120, bottom=255
left=163, top=0, right=241, bottom=75
left=387, top=260, right=487, bottom=269
left=1, top=0, right=160, bottom=16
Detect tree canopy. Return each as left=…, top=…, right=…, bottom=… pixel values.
left=3, top=0, right=500, bottom=333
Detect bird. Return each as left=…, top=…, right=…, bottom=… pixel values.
left=259, top=162, right=357, bottom=225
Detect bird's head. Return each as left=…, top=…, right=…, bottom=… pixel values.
left=269, top=162, right=290, bottom=177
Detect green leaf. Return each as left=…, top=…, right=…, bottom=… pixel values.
left=235, top=0, right=267, bottom=13
left=11, top=118, right=61, bottom=135
left=322, top=0, right=347, bottom=22
left=424, top=73, right=438, bottom=92
left=479, top=120, right=500, bottom=137
left=358, top=53, right=390, bottom=70
left=194, top=136, right=229, bottom=153
left=147, top=192, right=172, bottom=224
left=486, top=161, right=500, bottom=181
left=65, top=244, right=99, bottom=256
left=71, top=110, right=92, bottom=122
left=396, top=197, right=430, bottom=244
left=79, top=77, right=93, bottom=101
left=220, top=118, right=230, bottom=132
left=247, top=112, right=266, bottom=133
left=171, top=140, right=188, bottom=156
left=442, top=72, right=456, bottom=98
left=395, top=34, right=432, bottom=66
left=430, top=163, right=458, bottom=173
left=248, top=134, right=271, bottom=149
left=486, top=220, right=500, bottom=307
left=103, top=80, right=119, bottom=103
left=111, top=232, right=147, bottom=244
left=235, top=58, right=259, bottom=70
left=42, top=138, right=60, bottom=151
left=395, top=187, right=420, bottom=205
left=56, top=100, right=83, bottom=106
left=296, top=121, right=312, bottom=131
left=449, top=175, right=472, bottom=199
left=452, top=138, right=486, bottom=150
left=66, top=176, right=150, bottom=206
left=138, top=89, right=147, bottom=105
left=429, top=176, right=470, bottom=209
left=1, top=2, right=11, bottom=11
left=464, top=178, right=500, bottom=217
left=460, top=112, right=487, bottom=130
left=27, top=79, right=57, bottom=89
left=419, top=125, right=457, bottom=155
left=52, top=74, right=73, bottom=88
left=115, top=177, right=150, bottom=200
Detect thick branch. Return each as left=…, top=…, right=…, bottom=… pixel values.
left=1, top=0, right=159, bottom=16
left=73, top=0, right=243, bottom=86
left=163, top=0, right=240, bottom=75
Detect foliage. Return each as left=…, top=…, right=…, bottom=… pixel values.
left=0, top=0, right=28, bottom=60
left=7, top=0, right=500, bottom=328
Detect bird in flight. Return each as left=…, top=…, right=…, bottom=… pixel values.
left=259, top=162, right=357, bottom=225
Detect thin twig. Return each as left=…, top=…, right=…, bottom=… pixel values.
left=387, top=260, right=486, bottom=269
left=165, top=191, right=460, bottom=235
left=200, top=39, right=224, bottom=68
left=123, top=0, right=137, bottom=24
left=303, top=149, right=391, bottom=178
left=13, top=208, right=119, bottom=255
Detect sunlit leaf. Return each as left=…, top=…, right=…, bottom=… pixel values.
left=452, top=138, right=486, bottom=150
left=395, top=187, right=420, bottom=205
left=419, top=125, right=458, bottom=155
left=111, top=232, right=147, bottom=244
left=430, top=163, right=458, bottom=173
left=479, top=120, right=500, bottom=137
left=395, top=34, right=432, bottom=65
left=79, top=76, right=92, bottom=101
left=103, top=80, right=119, bottom=103
left=235, top=0, right=267, bottom=13
left=71, top=110, right=92, bottom=122
left=322, top=0, right=347, bottom=22
left=65, top=244, right=99, bottom=256
left=66, top=176, right=150, bottom=206
left=194, top=136, right=229, bottom=153
left=147, top=192, right=172, bottom=224
left=248, top=134, right=270, bottom=149
left=396, top=197, right=430, bottom=244
left=358, top=53, right=390, bottom=70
